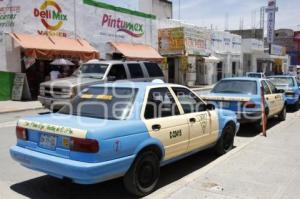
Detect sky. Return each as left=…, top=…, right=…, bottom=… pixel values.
left=99, top=0, right=300, bottom=31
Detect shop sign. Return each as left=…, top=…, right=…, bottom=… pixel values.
left=184, top=27, right=210, bottom=56
left=34, top=0, right=68, bottom=37
left=101, top=14, right=144, bottom=38
left=158, top=28, right=185, bottom=55
left=266, top=0, right=278, bottom=44
left=0, top=6, right=20, bottom=28
left=270, top=44, right=286, bottom=56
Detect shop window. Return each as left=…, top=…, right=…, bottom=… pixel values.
left=128, top=64, right=144, bottom=79
left=108, top=64, right=127, bottom=80
left=144, top=62, right=164, bottom=77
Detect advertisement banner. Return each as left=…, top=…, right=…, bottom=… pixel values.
left=270, top=44, right=286, bottom=56
left=266, top=0, right=277, bottom=44
left=158, top=27, right=185, bottom=55
left=184, top=27, right=210, bottom=56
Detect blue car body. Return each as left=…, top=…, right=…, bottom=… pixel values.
left=10, top=82, right=239, bottom=185
left=201, top=77, right=285, bottom=124
left=268, top=75, right=300, bottom=106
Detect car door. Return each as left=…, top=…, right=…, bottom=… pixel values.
left=127, top=63, right=148, bottom=82
left=171, top=87, right=219, bottom=152
left=262, top=80, right=276, bottom=116
left=266, top=80, right=284, bottom=114
left=142, top=87, right=189, bottom=160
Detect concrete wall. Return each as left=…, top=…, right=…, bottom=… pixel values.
left=139, top=0, right=172, bottom=19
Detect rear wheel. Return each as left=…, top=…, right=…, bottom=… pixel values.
left=278, top=105, right=286, bottom=121
left=293, top=101, right=299, bottom=111
left=214, top=123, right=235, bottom=156
left=123, top=151, right=160, bottom=197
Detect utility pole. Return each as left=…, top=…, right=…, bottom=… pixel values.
left=178, top=0, right=181, bottom=20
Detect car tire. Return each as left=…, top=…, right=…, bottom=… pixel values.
left=278, top=105, right=287, bottom=121
left=214, top=123, right=235, bottom=156
left=123, top=151, right=160, bottom=197
left=293, top=101, right=299, bottom=111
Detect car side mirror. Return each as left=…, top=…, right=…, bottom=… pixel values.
left=107, top=75, right=116, bottom=81
left=206, top=104, right=215, bottom=111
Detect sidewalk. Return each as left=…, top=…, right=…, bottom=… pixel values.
left=147, top=113, right=300, bottom=199
left=0, top=101, right=43, bottom=114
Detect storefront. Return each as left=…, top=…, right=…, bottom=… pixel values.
left=0, top=0, right=159, bottom=100
left=242, top=39, right=265, bottom=74
left=211, top=31, right=242, bottom=84
left=158, top=26, right=211, bottom=86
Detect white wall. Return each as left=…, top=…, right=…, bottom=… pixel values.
left=139, top=0, right=172, bottom=19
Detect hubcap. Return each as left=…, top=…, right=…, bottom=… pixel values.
left=138, top=162, right=155, bottom=188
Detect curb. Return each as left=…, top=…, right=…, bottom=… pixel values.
left=0, top=107, right=44, bottom=114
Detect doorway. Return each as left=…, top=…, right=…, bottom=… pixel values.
left=168, top=58, right=175, bottom=83
left=217, top=62, right=223, bottom=81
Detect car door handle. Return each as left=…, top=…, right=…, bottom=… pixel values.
left=152, top=124, right=161, bottom=131
left=190, top=118, right=196, bottom=123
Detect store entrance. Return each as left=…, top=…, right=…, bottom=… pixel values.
left=217, top=62, right=223, bottom=81
left=168, top=58, right=176, bottom=83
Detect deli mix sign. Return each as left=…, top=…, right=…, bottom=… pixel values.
left=33, top=0, right=68, bottom=37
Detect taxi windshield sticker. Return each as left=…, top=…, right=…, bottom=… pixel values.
left=96, top=95, right=113, bottom=101
left=17, top=119, right=87, bottom=139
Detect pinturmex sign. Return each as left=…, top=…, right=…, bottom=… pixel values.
left=33, top=0, right=68, bottom=37
left=101, top=14, right=144, bottom=38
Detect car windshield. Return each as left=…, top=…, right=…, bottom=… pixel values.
left=58, top=87, right=138, bottom=120
left=269, top=77, right=295, bottom=87
left=212, top=80, right=257, bottom=95
left=73, top=64, right=108, bottom=78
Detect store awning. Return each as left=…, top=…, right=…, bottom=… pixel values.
left=256, top=53, right=287, bottom=61
left=109, top=42, right=163, bottom=62
left=10, top=33, right=99, bottom=61
left=204, top=55, right=221, bottom=63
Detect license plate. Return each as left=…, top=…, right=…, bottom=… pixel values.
left=220, top=101, right=230, bottom=108
left=39, top=134, right=57, bottom=150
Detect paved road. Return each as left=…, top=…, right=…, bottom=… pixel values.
left=0, top=109, right=299, bottom=199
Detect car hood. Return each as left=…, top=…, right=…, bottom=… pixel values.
left=40, top=77, right=103, bottom=88
left=201, top=93, right=253, bottom=102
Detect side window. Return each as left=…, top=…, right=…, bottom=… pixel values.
left=172, top=87, right=206, bottom=113
left=267, top=81, right=276, bottom=93
left=108, top=64, right=127, bottom=80
left=144, top=87, right=180, bottom=119
left=262, top=81, right=271, bottom=95
left=128, top=64, right=144, bottom=79
left=144, top=62, right=164, bottom=77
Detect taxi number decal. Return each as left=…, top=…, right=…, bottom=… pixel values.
left=170, top=130, right=182, bottom=139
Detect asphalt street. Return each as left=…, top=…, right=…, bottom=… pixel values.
left=0, top=109, right=298, bottom=199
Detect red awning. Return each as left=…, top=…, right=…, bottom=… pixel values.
left=109, top=42, right=163, bottom=62
left=10, top=33, right=99, bottom=61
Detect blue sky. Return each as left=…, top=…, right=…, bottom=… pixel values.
left=99, top=0, right=300, bottom=31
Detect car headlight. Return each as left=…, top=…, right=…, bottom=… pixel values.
left=61, top=88, right=70, bottom=93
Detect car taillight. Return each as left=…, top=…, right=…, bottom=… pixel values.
left=242, top=101, right=256, bottom=109
left=70, top=138, right=99, bottom=153
left=16, top=126, right=27, bottom=140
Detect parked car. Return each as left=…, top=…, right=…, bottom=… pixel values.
left=38, top=60, right=165, bottom=110
left=268, top=75, right=300, bottom=110
left=246, top=72, right=266, bottom=79
left=201, top=77, right=286, bottom=131
left=10, top=82, right=239, bottom=196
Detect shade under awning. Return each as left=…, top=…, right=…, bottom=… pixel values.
left=204, top=55, right=221, bottom=63
left=10, top=33, right=99, bottom=61
left=109, top=42, right=163, bottom=62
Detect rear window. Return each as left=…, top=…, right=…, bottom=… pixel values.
left=269, top=77, right=295, bottom=87
left=59, top=87, right=138, bottom=120
left=144, top=63, right=164, bottom=77
left=212, top=80, right=257, bottom=95
left=128, top=64, right=144, bottom=78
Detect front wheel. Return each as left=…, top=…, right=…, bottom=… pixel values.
left=214, top=123, right=236, bottom=156
left=278, top=105, right=286, bottom=121
left=123, top=151, right=160, bottom=197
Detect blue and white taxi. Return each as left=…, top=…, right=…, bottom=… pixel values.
left=201, top=77, right=286, bottom=132
left=268, top=75, right=300, bottom=110
left=10, top=82, right=239, bottom=196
